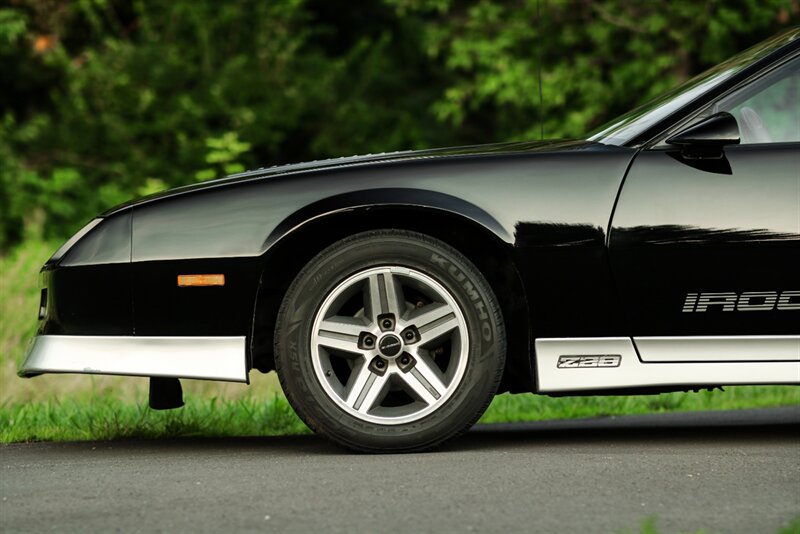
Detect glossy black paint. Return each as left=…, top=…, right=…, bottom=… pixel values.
left=38, top=210, right=134, bottom=336
left=36, top=30, right=800, bottom=393
left=513, top=222, right=626, bottom=338
left=610, top=142, right=800, bottom=336
left=126, top=143, right=635, bottom=344
left=133, top=257, right=260, bottom=336
left=61, top=211, right=131, bottom=267
left=39, top=263, right=133, bottom=336
left=665, top=111, right=740, bottom=148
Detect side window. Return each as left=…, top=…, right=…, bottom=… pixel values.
left=716, top=59, right=799, bottom=144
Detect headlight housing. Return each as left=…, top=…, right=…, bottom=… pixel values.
left=50, top=211, right=132, bottom=267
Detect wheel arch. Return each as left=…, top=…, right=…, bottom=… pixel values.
left=250, top=189, right=534, bottom=393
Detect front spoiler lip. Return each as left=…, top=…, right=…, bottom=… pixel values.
left=18, top=335, right=248, bottom=382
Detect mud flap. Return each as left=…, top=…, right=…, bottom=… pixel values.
left=149, top=377, right=184, bottom=410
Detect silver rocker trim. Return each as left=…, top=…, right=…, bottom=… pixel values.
left=635, top=335, right=800, bottom=362
left=535, top=337, right=800, bottom=393
left=18, top=335, right=247, bottom=382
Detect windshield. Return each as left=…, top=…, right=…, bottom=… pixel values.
left=588, top=29, right=799, bottom=146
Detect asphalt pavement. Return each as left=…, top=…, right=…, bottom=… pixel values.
left=2, top=407, right=799, bottom=533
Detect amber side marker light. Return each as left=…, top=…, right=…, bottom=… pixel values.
left=177, top=274, right=225, bottom=287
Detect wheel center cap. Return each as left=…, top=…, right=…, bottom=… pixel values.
left=378, top=334, right=403, bottom=358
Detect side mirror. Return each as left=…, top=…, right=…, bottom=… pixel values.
left=666, top=111, right=740, bottom=149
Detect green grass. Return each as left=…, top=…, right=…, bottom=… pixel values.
left=617, top=515, right=800, bottom=534
left=479, top=386, right=799, bottom=424
left=0, top=394, right=309, bottom=444
left=779, top=518, right=800, bottom=534
left=2, top=385, right=797, bottom=444
left=0, top=239, right=58, bottom=369
left=1, top=239, right=798, bottom=445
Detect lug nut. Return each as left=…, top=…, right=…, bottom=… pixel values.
left=364, top=337, right=374, bottom=347
left=375, top=360, right=386, bottom=369
left=404, top=331, right=414, bottom=340
left=400, top=355, right=410, bottom=365
left=382, top=319, right=392, bottom=329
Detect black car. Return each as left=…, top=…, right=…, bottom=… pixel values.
left=20, top=29, right=799, bottom=452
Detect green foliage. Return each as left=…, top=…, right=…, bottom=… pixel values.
left=618, top=514, right=800, bottom=534
left=778, top=517, right=800, bottom=534
left=0, top=239, right=58, bottom=371
left=0, top=8, right=27, bottom=45
left=0, top=0, right=796, bottom=250
left=618, top=516, right=666, bottom=534
left=617, top=515, right=716, bottom=534
left=394, top=0, right=796, bottom=141
left=196, top=131, right=252, bottom=180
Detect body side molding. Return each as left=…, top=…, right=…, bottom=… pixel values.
left=535, top=337, right=800, bottom=392
left=634, top=335, right=800, bottom=362
left=19, top=336, right=247, bottom=382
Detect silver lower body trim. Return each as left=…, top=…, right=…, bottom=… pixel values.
left=18, top=335, right=247, bottom=382
left=635, top=335, right=800, bottom=362
left=535, top=336, right=800, bottom=393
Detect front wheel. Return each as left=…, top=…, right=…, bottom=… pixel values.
left=274, top=229, right=506, bottom=452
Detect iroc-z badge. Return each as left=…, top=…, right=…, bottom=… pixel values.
left=557, top=355, right=621, bottom=368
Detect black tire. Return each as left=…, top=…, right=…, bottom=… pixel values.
left=274, top=229, right=506, bottom=453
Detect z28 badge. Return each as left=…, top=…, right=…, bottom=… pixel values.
left=557, top=355, right=621, bottom=368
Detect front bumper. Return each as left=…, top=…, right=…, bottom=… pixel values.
left=19, top=335, right=248, bottom=382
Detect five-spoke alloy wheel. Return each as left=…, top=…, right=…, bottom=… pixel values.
left=311, top=266, right=469, bottom=425
left=275, top=230, right=505, bottom=453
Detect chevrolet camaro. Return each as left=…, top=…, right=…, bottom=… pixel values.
left=20, top=29, right=799, bottom=452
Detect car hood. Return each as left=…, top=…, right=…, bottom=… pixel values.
left=104, top=139, right=593, bottom=215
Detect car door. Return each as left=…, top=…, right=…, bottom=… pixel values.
left=608, top=55, right=800, bottom=361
